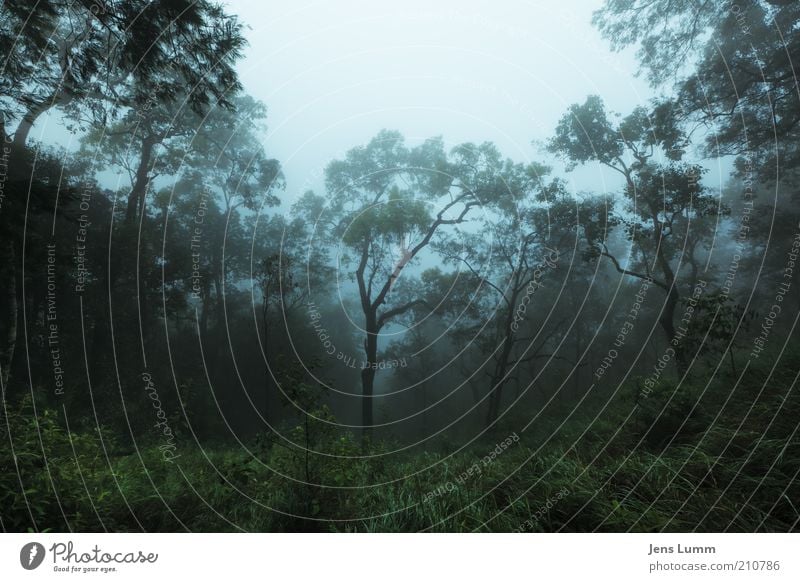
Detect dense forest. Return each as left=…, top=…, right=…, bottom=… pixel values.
left=1, top=0, right=799, bottom=532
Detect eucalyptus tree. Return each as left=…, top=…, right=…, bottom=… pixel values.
left=1, top=0, right=246, bottom=154
left=183, top=94, right=283, bottom=331
left=594, top=0, right=800, bottom=182
left=82, top=100, right=194, bottom=224
left=0, top=0, right=247, bottom=392
left=432, top=162, right=583, bottom=426
left=69, top=95, right=282, bottom=413
left=251, top=212, right=335, bottom=422
left=299, top=130, right=497, bottom=435
left=547, top=96, right=724, bottom=370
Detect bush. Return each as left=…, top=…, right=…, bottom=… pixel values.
left=2, top=348, right=798, bottom=532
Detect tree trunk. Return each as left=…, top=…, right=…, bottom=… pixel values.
left=200, top=279, right=211, bottom=338
left=486, top=282, right=521, bottom=428
left=486, top=369, right=509, bottom=428
left=651, top=215, right=686, bottom=374
left=659, top=286, right=687, bottom=374
left=573, top=315, right=582, bottom=397
left=208, top=272, right=225, bottom=381
left=90, top=299, right=110, bottom=372
left=263, top=298, right=271, bottom=422
left=138, top=249, right=150, bottom=341
left=11, top=95, right=60, bottom=154
left=361, top=310, right=378, bottom=441
left=0, top=246, right=18, bottom=391
left=486, top=327, right=515, bottom=428
left=125, top=137, right=156, bottom=224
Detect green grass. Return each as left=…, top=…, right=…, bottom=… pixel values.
left=2, top=348, right=798, bottom=532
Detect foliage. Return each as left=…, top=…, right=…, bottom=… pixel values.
left=3, top=346, right=798, bottom=532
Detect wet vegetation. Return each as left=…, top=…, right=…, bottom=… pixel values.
left=1, top=0, right=798, bottom=532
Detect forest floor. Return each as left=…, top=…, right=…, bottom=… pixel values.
left=2, top=348, right=798, bottom=532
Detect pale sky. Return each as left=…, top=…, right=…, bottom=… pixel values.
left=28, top=1, right=730, bottom=201
left=223, top=0, right=655, bottom=201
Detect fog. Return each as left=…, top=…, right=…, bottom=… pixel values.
left=227, top=0, right=651, bottom=201
left=3, top=0, right=798, bottom=535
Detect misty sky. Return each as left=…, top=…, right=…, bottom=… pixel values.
left=224, top=0, right=658, bottom=202
left=27, top=0, right=730, bottom=200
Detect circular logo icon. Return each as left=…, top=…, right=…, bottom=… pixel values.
left=20, top=542, right=46, bottom=570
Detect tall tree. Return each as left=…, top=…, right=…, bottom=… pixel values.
left=436, top=167, right=574, bottom=426
left=0, top=0, right=248, bottom=392
left=593, top=0, right=800, bottom=182
left=548, top=96, right=724, bottom=370
left=1, top=0, right=246, bottom=154
left=302, top=130, right=484, bottom=437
